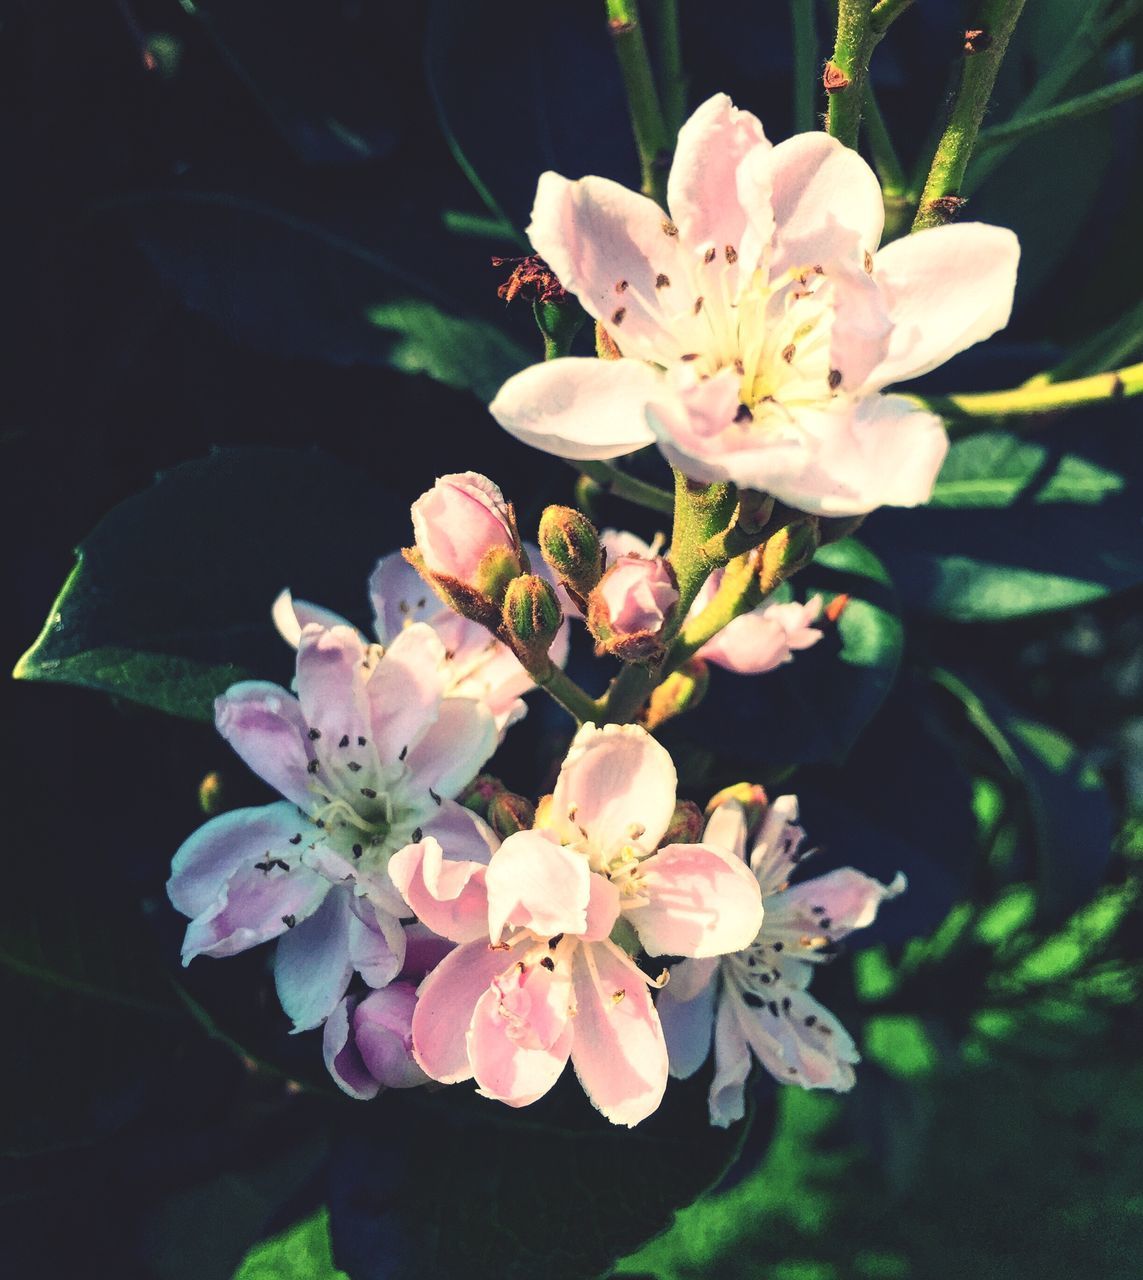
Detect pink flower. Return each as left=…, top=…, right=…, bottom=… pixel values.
left=587, top=553, right=678, bottom=660
left=273, top=548, right=570, bottom=733
left=388, top=724, right=764, bottom=1126
left=167, top=622, right=499, bottom=1035
left=655, top=797, right=905, bottom=1127
left=490, top=94, right=1019, bottom=517
left=410, top=471, right=520, bottom=588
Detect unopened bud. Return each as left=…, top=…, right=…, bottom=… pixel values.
left=198, top=770, right=225, bottom=815
left=659, top=799, right=705, bottom=847
left=458, top=774, right=505, bottom=819
left=705, top=782, right=769, bottom=835
left=587, top=554, right=678, bottom=663
left=407, top=472, right=524, bottom=626
left=487, top=790, right=536, bottom=838
left=643, top=658, right=710, bottom=731
left=538, top=505, right=603, bottom=604
left=502, top=574, right=564, bottom=672
left=758, top=518, right=820, bottom=594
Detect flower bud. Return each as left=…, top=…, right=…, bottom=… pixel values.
left=757, top=518, right=821, bottom=594
left=587, top=554, right=679, bottom=663
left=658, top=799, right=705, bottom=847
left=643, top=658, right=710, bottom=731
left=408, top=473, right=524, bottom=622
left=487, top=790, right=536, bottom=839
left=538, top=505, right=603, bottom=605
left=705, top=782, right=770, bottom=835
left=501, top=573, right=564, bottom=673
left=458, top=773, right=506, bottom=819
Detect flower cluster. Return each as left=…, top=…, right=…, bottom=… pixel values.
left=168, top=91, right=1016, bottom=1126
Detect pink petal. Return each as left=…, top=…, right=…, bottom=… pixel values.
left=569, top=941, right=668, bottom=1127
left=700, top=597, right=823, bottom=674
left=702, top=801, right=750, bottom=865
left=667, top=93, right=772, bottom=293
left=388, top=836, right=490, bottom=945
left=582, top=871, right=622, bottom=942
left=168, top=802, right=305, bottom=919
left=295, top=625, right=380, bottom=784
left=353, top=983, right=429, bottom=1089
left=729, top=981, right=858, bottom=1091
left=411, top=472, right=516, bottom=584
left=402, top=696, right=498, bottom=799
left=411, top=939, right=518, bottom=1083
left=399, top=920, right=455, bottom=982
left=867, top=222, right=1020, bottom=389
left=748, top=794, right=808, bottom=894
left=273, top=887, right=356, bottom=1032
left=548, top=723, right=677, bottom=857
left=489, top=356, right=661, bottom=461
left=656, top=957, right=719, bottom=1079
left=271, top=588, right=356, bottom=649
left=369, top=552, right=447, bottom=645
left=763, top=868, right=906, bottom=957
left=708, top=993, right=752, bottom=1127
left=623, top=843, right=763, bottom=958
left=323, top=997, right=380, bottom=1100
left=365, top=622, right=449, bottom=762
left=347, top=893, right=407, bottom=989
left=214, top=681, right=314, bottom=809
left=527, top=171, right=693, bottom=362
left=467, top=957, right=575, bottom=1107
left=485, top=831, right=592, bottom=943
left=762, top=132, right=884, bottom=273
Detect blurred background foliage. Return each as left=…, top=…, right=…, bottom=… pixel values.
left=2, top=0, right=1141, bottom=1277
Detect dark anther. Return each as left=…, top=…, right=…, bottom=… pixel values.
left=734, top=403, right=754, bottom=424
left=612, top=307, right=626, bottom=326
left=662, top=220, right=678, bottom=237
left=548, top=934, right=564, bottom=949
left=429, top=788, right=442, bottom=806
left=772, top=941, right=784, bottom=951
left=339, top=734, right=350, bottom=748
left=272, top=858, right=290, bottom=872
left=357, top=735, right=367, bottom=747
left=307, top=727, right=321, bottom=740
left=352, top=843, right=363, bottom=858
left=412, top=827, right=423, bottom=842
left=725, top=245, right=738, bottom=263
left=828, top=369, right=843, bottom=391
left=781, top=996, right=792, bottom=1012
left=616, top=279, right=629, bottom=293
left=254, top=860, right=273, bottom=873
left=289, top=833, right=302, bottom=845
left=742, top=992, right=764, bottom=1008
left=282, top=914, right=296, bottom=928
left=804, top=1015, right=817, bottom=1027
left=655, top=273, right=671, bottom=289
left=703, top=247, right=717, bottom=265
left=541, top=956, right=556, bottom=971
left=347, top=761, right=362, bottom=772
left=693, top=296, right=704, bottom=315
left=399, top=744, right=409, bottom=761
left=781, top=343, right=796, bottom=364
left=360, top=786, right=378, bottom=799
left=306, top=759, right=320, bottom=774
left=767, top=1000, right=780, bottom=1017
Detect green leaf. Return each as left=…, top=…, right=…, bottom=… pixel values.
left=930, top=670, right=1112, bottom=921
left=688, top=538, right=903, bottom=767
left=327, top=1076, right=756, bottom=1280
left=867, top=426, right=1143, bottom=621
left=118, top=193, right=528, bottom=393
left=234, top=1209, right=347, bottom=1280
left=15, top=447, right=407, bottom=720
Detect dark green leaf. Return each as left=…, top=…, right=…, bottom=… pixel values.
left=866, top=425, right=1143, bottom=621
left=15, top=448, right=406, bottom=720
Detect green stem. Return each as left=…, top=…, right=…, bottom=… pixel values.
left=869, top=0, right=915, bottom=33
left=606, top=0, right=672, bottom=206
left=791, top=0, right=819, bottom=133
left=976, top=69, right=1143, bottom=152
left=536, top=665, right=605, bottom=724
left=573, top=459, right=675, bottom=514
left=655, top=0, right=686, bottom=135
left=668, top=554, right=761, bottom=671
left=919, top=360, right=1143, bottom=425
left=863, top=82, right=913, bottom=238
left=912, top=0, right=1029, bottom=231
left=826, top=0, right=876, bottom=149
left=967, top=0, right=1139, bottom=190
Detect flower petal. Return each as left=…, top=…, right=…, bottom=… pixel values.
left=365, top=622, right=450, bottom=762
left=274, top=887, right=356, bottom=1032
left=214, top=681, right=314, bottom=808
left=624, top=843, right=763, bottom=958
left=168, top=802, right=304, bottom=919
left=763, top=868, right=906, bottom=958
left=467, top=961, right=575, bottom=1107
left=702, top=801, right=749, bottom=865
left=527, top=172, right=693, bottom=361
left=369, top=552, right=447, bottom=645
left=353, top=983, right=429, bottom=1089
left=708, top=993, right=752, bottom=1128
left=485, top=831, right=592, bottom=943
left=348, top=894, right=407, bottom=990
left=411, top=939, right=516, bottom=1083
left=271, top=588, right=356, bottom=650
left=388, top=836, right=490, bottom=945
left=656, top=958, right=718, bottom=1079
left=867, top=222, right=1020, bottom=389
left=762, top=132, right=884, bottom=272
left=667, top=93, right=772, bottom=292
left=402, top=696, right=498, bottom=800
left=748, top=794, right=808, bottom=894
left=699, top=597, right=823, bottom=674
left=323, top=997, right=380, bottom=1100
left=490, top=357, right=661, bottom=462
left=569, top=941, right=668, bottom=1127
left=548, top=723, right=677, bottom=858
left=730, top=980, right=858, bottom=1090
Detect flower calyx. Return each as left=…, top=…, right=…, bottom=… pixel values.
left=538, top=504, right=603, bottom=610
left=501, top=573, right=564, bottom=674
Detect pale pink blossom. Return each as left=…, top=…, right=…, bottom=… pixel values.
left=411, top=471, right=519, bottom=585
left=388, top=724, right=763, bottom=1126
left=490, top=93, right=1019, bottom=516
left=273, top=548, right=570, bottom=733
left=167, top=622, right=499, bottom=1035
left=590, top=530, right=823, bottom=674
left=588, top=553, right=678, bottom=659
left=655, top=797, right=905, bottom=1126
